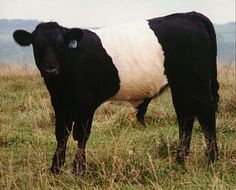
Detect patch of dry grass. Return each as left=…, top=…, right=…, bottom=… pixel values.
left=0, top=63, right=39, bottom=77
left=0, top=63, right=235, bottom=189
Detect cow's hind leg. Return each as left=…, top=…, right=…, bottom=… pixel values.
left=172, top=94, right=195, bottom=164
left=196, top=102, right=218, bottom=163
left=136, top=98, right=152, bottom=126
left=176, top=115, right=194, bottom=164
left=50, top=108, right=73, bottom=174
left=136, top=84, right=168, bottom=126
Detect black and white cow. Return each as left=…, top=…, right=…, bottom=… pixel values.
left=13, top=12, right=219, bottom=174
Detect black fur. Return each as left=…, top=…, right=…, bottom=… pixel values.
left=148, top=12, right=219, bottom=163
left=136, top=98, right=152, bottom=126
left=13, top=30, right=31, bottom=46
left=13, top=22, right=120, bottom=174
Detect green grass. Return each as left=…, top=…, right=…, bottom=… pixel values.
left=0, top=64, right=235, bottom=189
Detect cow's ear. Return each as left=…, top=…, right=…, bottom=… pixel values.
left=64, top=28, right=83, bottom=47
left=13, top=30, right=32, bottom=46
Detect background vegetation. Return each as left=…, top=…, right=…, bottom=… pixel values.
left=0, top=63, right=235, bottom=189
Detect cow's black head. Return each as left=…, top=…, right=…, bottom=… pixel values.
left=13, top=22, right=83, bottom=78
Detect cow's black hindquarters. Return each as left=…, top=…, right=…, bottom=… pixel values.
left=190, top=12, right=219, bottom=111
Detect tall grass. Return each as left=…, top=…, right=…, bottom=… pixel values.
left=0, top=63, right=235, bottom=189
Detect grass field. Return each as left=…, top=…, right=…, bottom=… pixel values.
left=0, top=63, right=235, bottom=190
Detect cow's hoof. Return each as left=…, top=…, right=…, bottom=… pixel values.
left=176, top=155, right=185, bottom=165
left=205, top=147, right=218, bottom=164
left=49, top=166, right=61, bottom=174
left=207, top=153, right=218, bottom=164
left=71, top=168, right=85, bottom=176
left=137, top=117, right=147, bottom=127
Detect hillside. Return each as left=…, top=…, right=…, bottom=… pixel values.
left=0, top=19, right=235, bottom=64
left=215, top=22, right=235, bottom=63
left=0, top=19, right=39, bottom=64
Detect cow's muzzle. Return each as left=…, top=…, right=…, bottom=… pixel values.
left=45, top=68, right=59, bottom=77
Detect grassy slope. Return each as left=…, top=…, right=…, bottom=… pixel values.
left=0, top=64, right=235, bottom=190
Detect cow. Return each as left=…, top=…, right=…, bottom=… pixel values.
left=13, top=11, right=219, bottom=175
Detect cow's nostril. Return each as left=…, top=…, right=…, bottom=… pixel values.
left=45, top=68, right=58, bottom=76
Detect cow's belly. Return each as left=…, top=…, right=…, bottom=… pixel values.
left=95, top=20, right=167, bottom=103
left=110, top=59, right=167, bottom=101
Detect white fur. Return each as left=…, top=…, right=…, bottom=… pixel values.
left=94, top=21, right=167, bottom=107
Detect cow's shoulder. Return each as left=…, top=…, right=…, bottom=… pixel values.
left=64, top=28, right=121, bottom=102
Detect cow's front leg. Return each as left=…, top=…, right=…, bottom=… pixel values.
left=71, top=106, right=95, bottom=175
left=50, top=103, right=73, bottom=174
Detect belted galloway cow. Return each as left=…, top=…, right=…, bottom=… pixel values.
left=13, top=12, right=219, bottom=174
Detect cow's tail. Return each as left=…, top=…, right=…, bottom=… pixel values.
left=192, top=12, right=219, bottom=110
left=205, top=15, right=220, bottom=111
